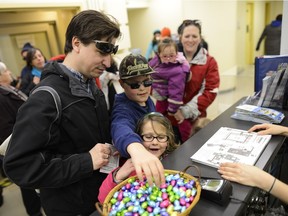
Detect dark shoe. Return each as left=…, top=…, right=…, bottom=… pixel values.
left=0, top=186, right=3, bottom=207
left=30, top=212, right=43, bottom=216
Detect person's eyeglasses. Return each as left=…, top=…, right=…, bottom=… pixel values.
left=141, top=134, right=169, bottom=143
left=160, top=54, right=176, bottom=60
left=93, top=40, right=119, bottom=55
left=123, top=79, right=153, bottom=89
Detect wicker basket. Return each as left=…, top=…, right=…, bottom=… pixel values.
left=96, top=165, right=201, bottom=216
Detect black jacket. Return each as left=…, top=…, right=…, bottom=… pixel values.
left=19, top=69, right=35, bottom=96
left=4, top=61, right=111, bottom=216
left=0, top=86, right=25, bottom=144
left=256, top=20, right=282, bottom=55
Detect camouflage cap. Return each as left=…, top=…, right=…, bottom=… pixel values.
left=119, top=53, right=154, bottom=79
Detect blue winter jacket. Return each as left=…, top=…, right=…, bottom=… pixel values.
left=111, top=93, right=155, bottom=157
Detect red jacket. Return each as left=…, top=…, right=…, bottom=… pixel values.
left=183, top=48, right=219, bottom=118
left=98, top=168, right=136, bottom=204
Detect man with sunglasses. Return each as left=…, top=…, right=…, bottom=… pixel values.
left=111, top=53, right=166, bottom=187
left=4, top=10, right=121, bottom=216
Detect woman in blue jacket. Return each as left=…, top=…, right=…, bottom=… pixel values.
left=145, top=29, right=161, bottom=60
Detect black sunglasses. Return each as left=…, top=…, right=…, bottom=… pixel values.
left=123, top=79, right=153, bottom=89
left=93, top=40, right=118, bottom=55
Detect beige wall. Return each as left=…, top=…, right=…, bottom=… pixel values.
left=0, top=0, right=284, bottom=79
left=127, top=0, right=283, bottom=92
left=128, top=0, right=283, bottom=73
left=0, top=9, right=76, bottom=76
left=128, top=0, right=183, bottom=61
left=281, top=0, right=288, bottom=55
left=183, top=0, right=238, bottom=75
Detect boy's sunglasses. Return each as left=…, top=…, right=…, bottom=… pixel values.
left=123, top=79, right=153, bottom=89
left=93, top=40, right=119, bottom=55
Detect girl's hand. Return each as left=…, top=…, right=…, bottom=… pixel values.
left=174, top=109, right=184, bottom=124
left=115, top=159, right=134, bottom=182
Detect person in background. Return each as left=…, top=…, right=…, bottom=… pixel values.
left=0, top=62, right=28, bottom=153
left=0, top=62, right=43, bottom=215
left=111, top=53, right=165, bottom=187
left=161, top=27, right=171, bottom=39
left=256, top=14, right=282, bottom=55
left=218, top=122, right=288, bottom=204
left=98, top=112, right=178, bottom=203
left=145, top=29, right=161, bottom=61
left=172, top=19, right=220, bottom=142
left=149, top=38, right=191, bottom=142
left=5, top=43, right=33, bottom=89
left=3, top=10, right=121, bottom=216
left=20, top=42, right=34, bottom=79
left=99, top=56, right=119, bottom=113
left=177, top=21, right=208, bottom=55
left=19, top=48, right=46, bottom=96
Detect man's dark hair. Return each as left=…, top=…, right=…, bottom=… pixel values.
left=64, top=10, right=121, bottom=54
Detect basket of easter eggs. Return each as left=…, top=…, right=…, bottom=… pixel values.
left=96, top=165, right=201, bottom=216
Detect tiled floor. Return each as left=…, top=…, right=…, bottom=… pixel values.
left=207, top=64, right=255, bottom=120
left=0, top=64, right=255, bottom=216
left=0, top=183, right=29, bottom=216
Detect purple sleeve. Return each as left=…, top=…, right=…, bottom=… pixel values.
left=167, top=65, right=190, bottom=113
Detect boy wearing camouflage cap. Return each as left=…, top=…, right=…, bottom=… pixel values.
left=111, top=53, right=165, bottom=186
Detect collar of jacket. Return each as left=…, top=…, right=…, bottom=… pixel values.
left=0, top=85, right=28, bottom=101
left=43, top=61, right=98, bottom=100
left=58, top=63, right=98, bottom=100
left=191, top=47, right=208, bottom=65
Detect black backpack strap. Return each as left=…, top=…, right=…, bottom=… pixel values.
left=31, top=86, right=62, bottom=122
left=0, top=86, right=62, bottom=156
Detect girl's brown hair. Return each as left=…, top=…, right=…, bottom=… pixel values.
left=135, top=112, right=178, bottom=156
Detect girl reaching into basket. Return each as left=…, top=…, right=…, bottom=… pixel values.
left=98, top=112, right=179, bottom=203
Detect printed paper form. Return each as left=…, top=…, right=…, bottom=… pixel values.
left=191, top=127, right=271, bottom=168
